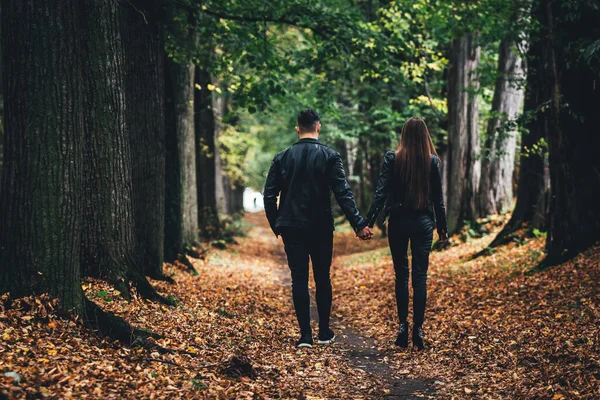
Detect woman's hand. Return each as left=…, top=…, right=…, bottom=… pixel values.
left=357, top=226, right=373, bottom=240
left=438, top=230, right=448, bottom=243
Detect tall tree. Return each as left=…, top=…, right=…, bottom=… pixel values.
left=195, top=66, right=221, bottom=237
left=121, top=0, right=168, bottom=280
left=478, top=38, right=525, bottom=216
left=543, top=0, right=600, bottom=264
left=484, top=13, right=550, bottom=251
left=446, top=34, right=481, bottom=234
left=0, top=0, right=86, bottom=312
left=165, top=56, right=200, bottom=261
left=79, top=0, right=163, bottom=301
left=0, top=27, right=3, bottom=187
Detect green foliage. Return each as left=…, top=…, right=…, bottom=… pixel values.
left=522, top=137, right=548, bottom=158
left=164, top=0, right=542, bottom=192
left=218, top=213, right=251, bottom=242
left=532, top=228, right=547, bottom=239
left=192, top=377, right=208, bottom=390
left=165, top=294, right=180, bottom=306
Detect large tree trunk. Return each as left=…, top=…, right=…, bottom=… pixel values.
left=446, top=34, right=481, bottom=234
left=484, top=1, right=550, bottom=252
left=478, top=38, right=525, bottom=216
left=0, top=0, right=85, bottom=311
left=195, top=67, right=221, bottom=237
left=0, top=1, right=164, bottom=342
left=0, top=30, right=3, bottom=188
left=121, top=0, right=167, bottom=280
left=165, top=57, right=199, bottom=262
left=0, top=12, right=3, bottom=190
left=543, top=0, right=600, bottom=265
left=79, top=0, right=163, bottom=302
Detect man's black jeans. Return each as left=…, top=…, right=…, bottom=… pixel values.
left=387, top=210, right=434, bottom=328
left=280, top=227, right=333, bottom=335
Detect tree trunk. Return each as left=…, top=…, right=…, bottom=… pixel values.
left=485, top=107, right=549, bottom=249
left=446, top=34, right=481, bottom=234
left=484, top=1, right=551, bottom=252
left=226, top=182, right=245, bottom=214
left=79, top=0, right=164, bottom=301
left=478, top=38, right=525, bottom=216
left=121, top=0, right=167, bottom=280
left=0, top=29, right=3, bottom=188
left=0, top=0, right=86, bottom=312
left=0, top=1, right=165, bottom=342
left=213, top=89, right=228, bottom=214
left=165, top=57, right=199, bottom=262
left=195, top=67, right=220, bottom=237
left=543, top=0, right=600, bottom=264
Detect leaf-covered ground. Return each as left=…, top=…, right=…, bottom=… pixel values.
left=1, top=213, right=598, bottom=399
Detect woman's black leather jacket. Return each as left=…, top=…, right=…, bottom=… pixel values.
left=365, top=151, right=448, bottom=233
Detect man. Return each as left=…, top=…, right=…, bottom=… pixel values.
left=264, top=109, right=372, bottom=348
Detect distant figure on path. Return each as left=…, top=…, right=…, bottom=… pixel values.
left=366, top=117, right=448, bottom=350
left=263, top=109, right=372, bottom=348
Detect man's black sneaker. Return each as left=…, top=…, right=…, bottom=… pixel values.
left=296, top=333, right=313, bottom=348
left=317, top=329, right=336, bottom=344
left=395, top=322, right=409, bottom=347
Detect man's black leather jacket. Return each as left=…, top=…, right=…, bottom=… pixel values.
left=263, top=138, right=366, bottom=235
left=366, top=151, right=448, bottom=233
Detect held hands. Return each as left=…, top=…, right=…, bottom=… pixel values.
left=357, top=226, right=373, bottom=240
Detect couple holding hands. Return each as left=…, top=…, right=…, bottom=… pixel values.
left=264, top=109, right=448, bottom=350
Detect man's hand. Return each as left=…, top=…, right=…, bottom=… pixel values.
left=438, top=230, right=448, bottom=243
left=357, top=226, right=373, bottom=240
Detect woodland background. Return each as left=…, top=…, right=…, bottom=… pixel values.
left=0, top=0, right=599, bottom=398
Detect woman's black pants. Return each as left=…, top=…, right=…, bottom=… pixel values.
left=387, top=211, right=434, bottom=328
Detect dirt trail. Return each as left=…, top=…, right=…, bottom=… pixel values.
left=245, top=212, right=433, bottom=399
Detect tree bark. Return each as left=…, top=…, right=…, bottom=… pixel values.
left=165, top=57, right=199, bottom=262
left=543, top=0, right=600, bottom=264
left=446, top=34, right=481, bottom=233
left=483, top=1, right=551, bottom=252
left=79, top=0, right=164, bottom=301
left=0, top=1, right=165, bottom=342
left=0, top=0, right=86, bottom=312
left=478, top=38, right=525, bottom=216
left=121, top=0, right=168, bottom=280
left=226, top=181, right=245, bottom=215
left=213, top=89, right=228, bottom=214
left=195, top=67, right=221, bottom=237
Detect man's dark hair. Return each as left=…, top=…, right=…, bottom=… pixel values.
left=297, top=109, right=320, bottom=132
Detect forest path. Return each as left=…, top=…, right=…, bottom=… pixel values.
left=244, top=212, right=433, bottom=398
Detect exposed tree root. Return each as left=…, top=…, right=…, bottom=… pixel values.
left=176, top=253, right=199, bottom=275
left=113, top=279, right=132, bottom=301
left=185, top=244, right=204, bottom=260
left=146, top=273, right=176, bottom=284
left=469, top=223, right=530, bottom=260
left=128, top=268, right=172, bottom=305
left=83, top=298, right=160, bottom=344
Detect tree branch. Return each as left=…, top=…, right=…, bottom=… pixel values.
left=200, top=8, right=333, bottom=38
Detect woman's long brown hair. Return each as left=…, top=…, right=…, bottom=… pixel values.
left=394, top=117, right=440, bottom=210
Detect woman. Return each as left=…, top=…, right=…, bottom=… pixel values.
left=366, top=117, right=448, bottom=350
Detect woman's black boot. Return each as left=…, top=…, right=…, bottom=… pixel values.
left=412, top=326, right=424, bottom=351
left=395, top=322, right=409, bottom=347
